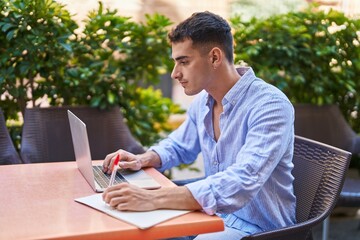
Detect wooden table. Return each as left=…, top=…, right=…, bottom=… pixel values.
left=0, top=161, right=224, bottom=240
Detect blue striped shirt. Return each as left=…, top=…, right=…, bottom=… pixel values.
left=151, top=67, right=296, bottom=234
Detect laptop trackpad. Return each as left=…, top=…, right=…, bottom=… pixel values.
left=120, top=169, right=161, bottom=189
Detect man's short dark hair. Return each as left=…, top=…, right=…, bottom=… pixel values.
left=168, top=11, right=234, bottom=63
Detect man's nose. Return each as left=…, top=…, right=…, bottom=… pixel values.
left=171, top=67, right=181, bottom=80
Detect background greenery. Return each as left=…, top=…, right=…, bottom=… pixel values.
left=231, top=6, right=360, bottom=169
left=231, top=7, right=360, bottom=133
left=0, top=0, right=183, bottom=148
left=1, top=1, right=359, bottom=169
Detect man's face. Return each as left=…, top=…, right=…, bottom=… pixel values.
left=171, top=39, right=213, bottom=96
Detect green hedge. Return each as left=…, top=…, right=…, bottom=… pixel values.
left=1, top=2, right=359, bottom=150
left=231, top=7, right=360, bottom=133
left=0, top=0, right=183, bottom=147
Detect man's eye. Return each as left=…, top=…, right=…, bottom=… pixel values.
left=180, top=61, right=188, bottom=65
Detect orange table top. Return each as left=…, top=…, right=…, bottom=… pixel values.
left=0, top=161, right=224, bottom=240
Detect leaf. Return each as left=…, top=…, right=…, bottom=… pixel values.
left=1, top=23, right=15, bottom=32
left=59, top=43, right=72, bottom=52
left=19, top=63, right=30, bottom=75
left=107, top=91, right=116, bottom=104
left=67, top=68, right=78, bottom=78
left=6, top=30, right=15, bottom=41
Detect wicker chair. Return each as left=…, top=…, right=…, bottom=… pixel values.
left=241, top=135, right=351, bottom=240
left=294, top=104, right=360, bottom=153
left=0, top=108, right=22, bottom=164
left=20, top=106, right=145, bottom=163
left=294, top=104, right=360, bottom=239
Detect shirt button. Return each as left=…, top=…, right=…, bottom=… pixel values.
left=213, top=161, right=217, bottom=166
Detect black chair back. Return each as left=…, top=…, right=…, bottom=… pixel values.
left=0, top=109, right=22, bottom=164
left=294, top=104, right=359, bottom=154
left=20, top=106, right=145, bottom=163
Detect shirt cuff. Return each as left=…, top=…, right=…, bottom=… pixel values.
left=148, top=146, right=171, bottom=173
left=186, top=178, right=217, bottom=215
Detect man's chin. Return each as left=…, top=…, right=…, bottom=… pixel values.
left=184, top=88, right=200, bottom=96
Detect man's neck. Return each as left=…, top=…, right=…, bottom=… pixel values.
left=208, top=65, right=241, bottom=105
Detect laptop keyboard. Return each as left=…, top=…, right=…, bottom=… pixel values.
left=93, top=165, right=127, bottom=188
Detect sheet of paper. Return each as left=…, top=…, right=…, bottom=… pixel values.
left=75, top=194, right=191, bottom=229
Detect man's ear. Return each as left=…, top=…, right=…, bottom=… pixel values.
left=210, top=47, right=222, bottom=69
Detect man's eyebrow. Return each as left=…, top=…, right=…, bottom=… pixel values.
left=174, top=56, right=189, bottom=61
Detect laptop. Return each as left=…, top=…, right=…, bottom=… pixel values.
left=67, top=110, right=161, bottom=192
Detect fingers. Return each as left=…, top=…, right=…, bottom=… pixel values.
left=103, top=150, right=127, bottom=174
left=102, top=183, right=139, bottom=209
left=102, top=183, right=154, bottom=211
left=118, top=159, right=142, bottom=171
left=102, top=183, right=128, bottom=204
left=103, top=150, right=141, bottom=173
left=103, top=152, right=118, bottom=174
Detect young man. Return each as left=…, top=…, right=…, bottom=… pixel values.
left=102, top=11, right=296, bottom=239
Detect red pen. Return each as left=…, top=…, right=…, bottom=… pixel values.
left=108, top=154, right=120, bottom=187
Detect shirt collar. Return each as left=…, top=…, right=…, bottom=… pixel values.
left=223, top=67, right=256, bottom=107
left=205, top=67, right=257, bottom=108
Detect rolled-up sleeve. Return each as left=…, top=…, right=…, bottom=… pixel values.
left=149, top=100, right=202, bottom=173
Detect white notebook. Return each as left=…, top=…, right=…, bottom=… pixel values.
left=75, top=194, right=190, bottom=229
